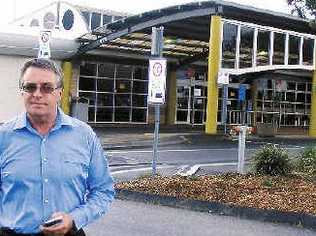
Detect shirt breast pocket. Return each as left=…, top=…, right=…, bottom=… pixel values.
left=62, top=155, right=89, bottom=181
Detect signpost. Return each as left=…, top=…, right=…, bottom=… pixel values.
left=148, top=27, right=165, bottom=176
left=218, top=71, right=229, bottom=134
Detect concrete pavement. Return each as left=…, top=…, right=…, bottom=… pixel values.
left=94, top=126, right=316, bottom=150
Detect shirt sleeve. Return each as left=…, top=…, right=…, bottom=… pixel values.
left=69, top=132, right=115, bottom=229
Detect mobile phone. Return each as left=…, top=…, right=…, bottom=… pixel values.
left=43, top=217, right=63, bottom=227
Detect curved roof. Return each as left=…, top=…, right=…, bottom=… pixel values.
left=78, top=0, right=312, bottom=56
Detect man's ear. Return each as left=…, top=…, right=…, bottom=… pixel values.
left=58, top=88, right=63, bottom=101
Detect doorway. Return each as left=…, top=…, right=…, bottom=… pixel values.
left=175, top=71, right=207, bottom=125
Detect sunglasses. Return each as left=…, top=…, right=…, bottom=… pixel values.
left=21, top=82, right=60, bottom=94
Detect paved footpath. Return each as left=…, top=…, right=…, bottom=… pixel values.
left=84, top=200, right=316, bottom=236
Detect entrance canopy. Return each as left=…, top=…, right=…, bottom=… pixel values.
left=77, top=0, right=315, bottom=73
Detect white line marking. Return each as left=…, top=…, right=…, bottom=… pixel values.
left=111, top=162, right=237, bottom=175
left=108, top=147, right=304, bottom=154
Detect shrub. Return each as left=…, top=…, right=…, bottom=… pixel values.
left=251, top=144, right=292, bottom=176
left=295, top=147, right=316, bottom=176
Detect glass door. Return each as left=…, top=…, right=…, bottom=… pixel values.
left=176, top=80, right=191, bottom=123
left=175, top=72, right=207, bottom=125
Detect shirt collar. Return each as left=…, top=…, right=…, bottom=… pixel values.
left=13, top=107, right=74, bottom=131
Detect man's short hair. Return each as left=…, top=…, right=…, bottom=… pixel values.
left=20, top=58, right=64, bottom=88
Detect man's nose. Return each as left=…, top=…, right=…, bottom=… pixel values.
left=32, top=86, right=43, bottom=96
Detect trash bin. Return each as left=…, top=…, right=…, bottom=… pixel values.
left=256, top=122, right=277, bottom=137
left=71, top=97, right=89, bottom=122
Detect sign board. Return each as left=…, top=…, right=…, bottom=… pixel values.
left=238, top=84, right=247, bottom=101
left=38, top=30, right=51, bottom=58
left=217, top=71, right=229, bottom=84
left=148, top=58, right=167, bottom=104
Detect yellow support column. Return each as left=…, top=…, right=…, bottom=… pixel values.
left=309, top=68, right=316, bottom=137
left=206, top=15, right=222, bottom=134
left=166, top=70, right=177, bottom=124
left=61, top=61, right=72, bottom=115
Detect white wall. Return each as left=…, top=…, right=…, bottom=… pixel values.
left=0, top=55, right=28, bottom=123
left=0, top=55, right=61, bottom=123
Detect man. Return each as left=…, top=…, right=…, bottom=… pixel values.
left=0, top=58, right=115, bottom=236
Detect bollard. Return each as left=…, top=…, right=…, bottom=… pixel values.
left=237, top=126, right=247, bottom=174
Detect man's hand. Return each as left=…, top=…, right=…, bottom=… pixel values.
left=41, top=212, right=74, bottom=236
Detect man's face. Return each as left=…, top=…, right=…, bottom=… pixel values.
left=21, top=67, right=62, bottom=119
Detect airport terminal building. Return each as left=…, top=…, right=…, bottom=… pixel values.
left=1, top=1, right=316, bottom=136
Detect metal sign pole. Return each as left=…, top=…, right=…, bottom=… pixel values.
left=221, top=84, right=228, bottom=134
left=237, top=126, right=247, bottom=174
left=150, top=27, right=164, bottom=176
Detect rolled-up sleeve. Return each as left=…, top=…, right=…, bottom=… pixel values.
left=69, top=133, right=115, bottom=229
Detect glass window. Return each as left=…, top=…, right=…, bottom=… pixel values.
left=132, top=109, right=147, bottom=122
left=114, top=16, right=123, bottom=21
left=116, top=79, right=131, bottom=93
left=297, top=93, right=305, bottom=103
left=62, top=10, right=74, bottom=30
left=97, top=79, right=114, bottom=92
left=116, top=65, right=132, bottom=78
left=88, top=107, right=95, bottom=122
left=97, top=93, right=113, bottom=106
left=80, top=63, right=97, bottom=76
left=78, top=92, right=96, bottom=105
left=289, top=35, right=300, bottom=65
left=303, top=38, right=314, bottom=66
left=91, top=12, right=101, bottom=30
left=115, top=94, right=131, bottom=107
left=103, top=15, right=112, bottom=25
left=222, top=23, right=238, bottom=69
left=98, top=63, right=115, bottom=78
left=273, top=33, right=285, bottom=65
left=257, top=30, right=270, bottom=66
left=81, top=11, right=90, bottom=25
left=114, top=108, right=130, bottom=122
left=79, top=77, right=95, bottom=91
left=177, top=110, right=188, bottom=122
left=134, top=67, right=148, bottom=80
left=239, top=26, right=254, bottom=68
left=96, top=107, right=113, bottom=122
left=287, top=82, right=296, bottom=90
left=297, top=83, right=306, bottom=91
left=133, top=81, right=147, bottom=93
left=132, top=94, right=147, bottom=107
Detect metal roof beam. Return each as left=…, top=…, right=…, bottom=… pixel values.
left=77, top=7, right=217, bottom=55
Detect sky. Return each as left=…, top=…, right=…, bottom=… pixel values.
left=2, top=0, right=290, bottom=25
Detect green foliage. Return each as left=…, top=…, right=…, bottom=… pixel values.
left=251, top=144, right=292, bottom=176
left=262, top=178, right=274, bottom=188
left=287, top=0, right=316, bottom=19
left=295, top=147, right=316, bottom=176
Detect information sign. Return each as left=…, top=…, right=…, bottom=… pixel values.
left=148, top=58, right=167, bottom=104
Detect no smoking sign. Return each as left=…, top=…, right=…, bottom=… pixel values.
left=148, top=58, right=167, bottom=104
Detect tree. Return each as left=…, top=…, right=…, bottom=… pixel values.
left=287, top=0, right=316, bottom=18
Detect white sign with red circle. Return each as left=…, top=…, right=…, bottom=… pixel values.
left=148, top=58, right=167, bottom=104
left=38, top=30, right=51, bottom=58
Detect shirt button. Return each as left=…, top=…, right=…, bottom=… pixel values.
left=44, top=179, right=48, bottom=183
left=44, top=199, right=49, bottom=204
left=43, top=158, right=47, bottom=162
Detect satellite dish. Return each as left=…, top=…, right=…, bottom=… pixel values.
left=30, top=19, right=39, bottom=27
left=43, top=12, right=56, bottom=29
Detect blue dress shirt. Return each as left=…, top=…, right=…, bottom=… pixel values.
left=0, top=108, right=115, bottom=234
